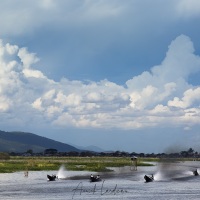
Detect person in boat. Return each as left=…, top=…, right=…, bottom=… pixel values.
left=144, top=174, right=154, bottom=182
left=47, top=174, right=56, bottom=181
left=96, top=175, right=100, bottom=179
left=90, top=174, right=95, bottom=181
left=193, top=169, right=199, bottom=176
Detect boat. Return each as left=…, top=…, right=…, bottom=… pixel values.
left=193, top=169, right=199, bottom=176
left=90, top=174, right=101, bottom=182
left=144, top=174, right=154, bottom=182
left=47, top=174, right=57, bottom=181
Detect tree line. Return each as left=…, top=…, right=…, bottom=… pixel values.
left=1, top=147, right=198, bottom=159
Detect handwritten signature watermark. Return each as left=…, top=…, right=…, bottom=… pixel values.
left=72, top=180, right=128, bottom=199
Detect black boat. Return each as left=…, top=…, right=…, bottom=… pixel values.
left=90, top=174, right=101, bottom=182
left=144, top=174, right=154, bottom=182
left=47, top=174, right=57, bottom=181
left=193, top=169, right=199, bottom=176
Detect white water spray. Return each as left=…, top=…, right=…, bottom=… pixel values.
left=57, top=164, right=67, bottom=179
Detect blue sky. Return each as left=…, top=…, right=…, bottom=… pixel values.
left=0, top=0, right=200, bottom=153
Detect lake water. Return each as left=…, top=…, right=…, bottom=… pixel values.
left=1, top=161, right=200, bottom=199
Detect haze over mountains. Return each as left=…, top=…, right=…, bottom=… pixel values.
left=72, top=144, right=105, bottom=153
left=0, top=130, right=81, bottom=153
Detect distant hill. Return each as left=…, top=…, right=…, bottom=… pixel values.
left=0, top=130, right=80, bottom=153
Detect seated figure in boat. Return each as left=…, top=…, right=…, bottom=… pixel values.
left=90, top=174, right=101, bottom=182
left=47, top=174, right=57, bottom=181
left=193, top=169, right=199, bottom=176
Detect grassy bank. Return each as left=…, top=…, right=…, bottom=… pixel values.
left=0, top=156, right=156, bottom=173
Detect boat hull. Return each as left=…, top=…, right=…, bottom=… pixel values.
left=90, top=176, right=101, bottom=182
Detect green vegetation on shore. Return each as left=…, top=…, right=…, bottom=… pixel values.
left=0, top=156, right=156, bottom=173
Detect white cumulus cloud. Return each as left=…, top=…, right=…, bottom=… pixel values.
left=176, top=0, right=200, bottom=18
left=0, top=35, right=200, bottom=131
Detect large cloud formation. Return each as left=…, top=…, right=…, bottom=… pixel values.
left=0, top=35, right=200, bottom=131
left=1, top=0, right=200, bottom=36
left=1, top=0, right=200, bottom=86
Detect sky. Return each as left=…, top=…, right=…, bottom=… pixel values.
left=0, top=0, right=200, bottom=153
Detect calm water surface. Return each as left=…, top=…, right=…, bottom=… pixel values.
left=0, top=161, right=200, bottom=199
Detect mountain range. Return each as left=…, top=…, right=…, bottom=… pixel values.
left=0, top=130, right=80, bottom=153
